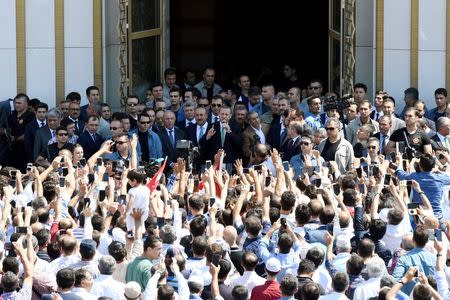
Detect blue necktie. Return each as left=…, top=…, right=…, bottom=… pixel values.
left=169, top=129, right=175, bottom=147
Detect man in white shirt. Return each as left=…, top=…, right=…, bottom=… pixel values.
left=319, top=272, right=349, bottom=300
left=229, top=251, right=265, bottom=295
left=91, top=256, right=125, bottom=300
left=50, top=236, right=80, bottom=274
left=353, top=256, right=386, bottom=299
left=72, top=269, right=97, bottom=300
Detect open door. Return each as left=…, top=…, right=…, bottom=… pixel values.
left=329, top=0, right=355, bottom=96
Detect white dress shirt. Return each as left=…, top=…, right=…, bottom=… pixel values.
left=251, top=125, right=266, bottom=144
left=185, top=118, right=196, bottom=127
left=229, top=271, right=265, bottom=295
left=72, top=287, right=97, bottom=300
left=50, top=254, right=80, bottom=274
left=319, top=291, right=349, bottom=300
left=91, top=274, right=125, bottom=300
left=353, top=277, right=381, bottom=300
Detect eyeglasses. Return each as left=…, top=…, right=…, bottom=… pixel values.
left=110, top=127, right=122, bottom=130
left=139, top=121, right=151, bottom=124
left=57, top=133, right=68, bottom=136
left=127, top=103, right=138, bottom=107
left=211, top=104, right=222, bottom=107
left=325, top=127, right=336, bottom=131
left=367, top=146, right=377, bottom=149
left=198, top=104, right=209, bottom=107
left=300, top=142, right=311, bottom=146
left=115, top=141, right=128, bottom=145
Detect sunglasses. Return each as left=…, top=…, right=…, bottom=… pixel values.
left=139, top=121, right=151, bottom=124
left=211, top=104, right=222, bottom=107
left=300, top=142, right=311, bottom=146
left=57, top=133, right=68, bottom=136
left=110, top=127, right=122, bottom=130
left=115, top=141, right=128, bottom=145
left=325, top=127, right=335, bottom=131
left=127, top=103, right=138, bottom=107
left=367, top=145, right=377, bottom=149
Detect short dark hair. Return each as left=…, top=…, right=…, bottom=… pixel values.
left=2, top=257, right=19, bottom=274
left=241, top=251, right=259, bottom=271
left=369, top=219, right=387, bottom=240
left=388, top=209, right=404, bottom=226
left=419, top=153, right=436, bottom=172
left=74, top=269, right=91, bottom=287
left=192, top=236, right=208, bottom=257
left=231, top=285, right=248, bottom=300
left=295, top=204, right=311, bottom=225
left=189, top=215, right=207, bottom=237
left=280, top=191, right=296, bottom=211
left=305, top=247, right=324, bottom=269
left=298, top=259, right=315, bottom=275
left=143, top=236, right=162, bottom=252
left=127, top=169, right=147, bottom=184
left=1, top=271, right=18, bottom=292
left=278, top=233, right=294, bottom=254
left=319, top=205, right=335, bottom=224
left=66, top=91, right=81, bottom=101
left=343, top=189, right=357, bottom=206
left=404, top=87, right=419, bottom=100
left=164, top=67, right=177, bottom=78
left=36, top=102, right=49, bottom=111
left=86, top=86, right=99, bottom=97
left=301, top=282, right=320, bottom=300
left=280, top=274, right=298, bottom=296
left=332, top=272, right=349, bottom=293
left=354, top=83, right=368, bottom=93
left=244, top=215, right=262, bottom=236
left=346, top=254, right=364, bottom=275
left=56, top=268, right=76, bottom=289
left=34, top=228, right=50, bottom=247
left=435, top=88, right=447, bottom=97
left=158, top=284, right=175, bottom=300
left=248, top=86, right=262, bottom=97
left=358, top=238, right=375, bottom=258
left=108, top=241, right=126, bottom=262
left=413, top=225, right=429, bottom=248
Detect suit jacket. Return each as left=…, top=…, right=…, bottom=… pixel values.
left=370, top=110, right=384, bottom=121
left=373, top=132, right=391, bottom=154
left=177, top=119, right=196, bottom=135
left=157, top=127, right=187, bottom=165
left=200, top=122, right=242, bottom=164
left=266, top=121, right=288, bottom=151
left=33, top=126, right=53, bottom=160
left=80, top=104, right=89, bottom=122
left=185, top=122, right=212, bottom=148
left=64, top=117, right=85, bottom=136
left=281, top=136, right=302, bottom=161
left=242, top=125, right=269, bottom=162
left=430, top=134, right=448, bottom=152
left=77, top=130, right=104, bottom=159
left=24, top=119, right=40, bottom=161
left=0, top=99, right=12, bottom=129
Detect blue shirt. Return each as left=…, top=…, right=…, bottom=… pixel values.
left=396, top=168, right=450, bottom=219
left=304, top=112, right=323, bottom=131
left=392, top=247, right=436, bottom=295
left=290, top=154, right=324, bottom=179
left=130, top=129, right=163, bottom=160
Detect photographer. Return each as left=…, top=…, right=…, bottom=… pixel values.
left=385, top=107, right=432, bottom=157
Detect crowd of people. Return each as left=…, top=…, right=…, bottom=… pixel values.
left=0, top=64, right=449, bottom=299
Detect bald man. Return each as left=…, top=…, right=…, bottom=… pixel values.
left=223, top=226, right=243, bottom=274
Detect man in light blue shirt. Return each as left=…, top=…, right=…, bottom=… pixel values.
left=304, top=97, right=324, bottom=131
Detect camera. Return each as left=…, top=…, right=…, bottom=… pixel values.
left=175, top=140, right=199, bottom=173
left=322, top=94, right=352, bottom=112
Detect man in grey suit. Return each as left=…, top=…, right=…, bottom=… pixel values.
left=33, top=108, right=61, bottom=162
left=431, top=116, right=450, bottom=153
left=0, top=98, right=13, bottom=165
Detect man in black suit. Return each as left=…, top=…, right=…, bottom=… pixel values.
left=431, top=116, right=450, bottom=152
left=282, top=121, right=302, bottom=161
left=372, top=115, right=392, bottom=155
left=65, top=102, right=85, bottom=136
left=185, top=107, right=211, bottom=171
left=176, top=100, right=196, bottom=134
left=201, top=105, right=242, bottom=171
left=24, top=102, right=48, bottom=162
left=0, top=98, right=13, bottom=165
left=157, top=111, right=186, bottom=166
left=267, top=115, right=288, bottom=151
left=77, top=116, right=104, bottom=159
left=34, top=108, right=62, bottom=161
left=80, top=86, right=100, bottom=122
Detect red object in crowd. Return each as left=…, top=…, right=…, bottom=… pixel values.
left=147, top=157, right=167, bottom=193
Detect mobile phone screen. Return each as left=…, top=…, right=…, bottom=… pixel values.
left=282, top=161, right=290, bottom=172
left=384, top=174, right=391, bottom=185
left=435, top=229, right=443, bottom=242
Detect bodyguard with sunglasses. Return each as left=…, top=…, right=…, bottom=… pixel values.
left=44, top=127, right=74, bottom=162
left=130, top=114, right=163, bottom=163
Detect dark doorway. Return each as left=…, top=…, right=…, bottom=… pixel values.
left=170, top=0, right=329, bottom=91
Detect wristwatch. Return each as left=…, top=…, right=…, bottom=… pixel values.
left=398, top=279, right=406, bottom=286
left=418, top=191, right=425, bottom=195
left=106, top=211, right=114, bottom=217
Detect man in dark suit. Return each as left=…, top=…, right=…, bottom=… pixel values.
left=242, top=111, right=269, bottom=166
left=201, top=105, right=242, bottom=171
left=34, top=108, right=62, bottom=161
left=0, top=98, right=13, bottom=165
left=157, top=111, right=186, bottom=166
left=77, top=116, right=104, bottom=159
left=65, top=102, right=85, bottom=136
left=185, top=107, right=211, bottom=171
left=176, top=100, right=196, bottom=135
left=430, top=116, right=450, bottom=152
left=267, top=115, right=288, bottom=151
left=24, top=102, right=48, bottom=162
left=371, top=115, right=392, bottom=155
left=80, top=86, right=100, bottom=122
left=282, top=122, right=302, bottom=161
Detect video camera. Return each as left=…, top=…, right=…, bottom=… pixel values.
left=323, top=94, right=352, bottom=112
left=176, top=140, right=200, bottom=173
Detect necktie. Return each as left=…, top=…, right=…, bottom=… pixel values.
left=74, top=119, right=79, bottom=131
left=51, top=130, right=55, bottom=138
left=199, top=126, right=205, bottom=142
left=91, top=133, right=96, bottom=143
left=375, top=112, right=379, bottom=121
left=280, top=128, right=287, bottom=144
left=40, top=121, right=45, bottom=128
left=188, top=121, right=192, bottom=127
left=221, top=126, right=226, bottom=146
left=169, top=129, right=175, bottom=147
